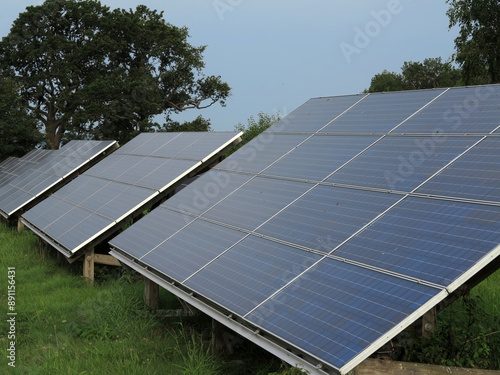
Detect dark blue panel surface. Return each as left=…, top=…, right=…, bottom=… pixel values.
left=184, top=236, right=322, bottom=316
left=263, top=135, right=377, bottom=181
left=395, top=85, right=500, bottom=134
left=334, top=197, right=500, bottom=285
left=266, top=95, right=365, bottom=133
left=203, top=176, right=312, bottom=230
left=256, top=186, right=401, bottom=251
left=163, top=171, right=253, bottom=215
left=57, top=213, right=113, bottom=251
left=327, top=136, right=478, bottom=191
left=149, top=132, right=206, bottom=158
left=141, top=218, right=248, bottom=283
left=110, top=208, right=196, bottom=259
left=417, top=137, right=500, bottom=202
left=247, top=258, right=439, bottom=370
left=214, top=134, right=310, bottom=174
left=321, top=89, right=445, bottom=133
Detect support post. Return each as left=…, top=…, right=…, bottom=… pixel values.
left=83, top=248, right=95, bottom=284
left=420, top=307, right=437, bottom=338
left=17, top=218, right=24, bottom=233
left=145, top=278, right=159, bottom=310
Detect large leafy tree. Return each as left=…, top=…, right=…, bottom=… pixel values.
left=0, top=0, right=230, bottom=149
left=0, top=0, right=110, bottom=149
left=367, top=58, right=461, bottom=93
left=0, top=77, right=41, bottom=161
left=447, top=0, right=500, bottom=84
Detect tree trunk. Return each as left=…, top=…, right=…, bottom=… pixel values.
left=45, top=104, right=64, bottom=150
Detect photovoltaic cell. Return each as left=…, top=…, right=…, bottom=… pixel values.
left=184, top=236, right=322, bottom=316
left=395, top=85, right=500, bottom=134
left=22, top=132, right=241, bottom=257
left=262, top=135, right=377, bottom=181
left=417, top=137, right=500, bottom=203
left=0, top=141, right=115, bottom=218
left=326, top=136, right=478, bottom=191
left=202, top=176, right=311, bottom=231
left=215, top=134, right=310, bottom=174
left=256, top=186, right=401, bottom=251
left=108, top=85, right=500, bottom=375
left=140, top=218, right=248, bottom=283
left=266, top=95, right=365, bottom=133
left=320, top=89, right=446, bottom=134
left=246, top=258, right=440, bottom=370
left=333, top=197, right=500, bottom=286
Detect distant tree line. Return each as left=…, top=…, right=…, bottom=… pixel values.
left=367, top=0, right=500, bottom=93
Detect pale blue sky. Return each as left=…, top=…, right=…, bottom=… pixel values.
left=0, top=0, right=459, bottom=131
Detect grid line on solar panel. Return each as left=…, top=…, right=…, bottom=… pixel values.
left=23, top=132, right=242, bottom=256
left=265, top=94, right=368, bottom=133
left=394, top=85, right=500, bottom=134
left=320, top=88, right=447, bottom=134
left=417, top=135, right=500, bottom=204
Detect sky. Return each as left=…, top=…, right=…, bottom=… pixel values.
left=0, top=0, right=459, bottom=131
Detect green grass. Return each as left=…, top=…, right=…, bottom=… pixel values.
left=0, top=222, right=292, bottom=375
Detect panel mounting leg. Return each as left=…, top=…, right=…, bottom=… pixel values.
left=420, top=307, right=436, bottom=338
left=145, top=278, right=159, bottom=310
left=83, top=248, right=95, bottom=285
left=17, top=218, right=24, bottom=233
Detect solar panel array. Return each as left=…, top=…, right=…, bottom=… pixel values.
left=22, top=132, right=242, bottom=259
left=0, top=141, right=116, bottom=219
left=109, top=85, right=500, bottom=375
left=0, top=150, right=52, bottom=189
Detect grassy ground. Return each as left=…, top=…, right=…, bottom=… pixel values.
left=0, top=222, right=283, bottom=375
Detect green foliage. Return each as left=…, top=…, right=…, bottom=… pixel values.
left=0, top=76, right=42, bottom=161
left=173, top=326, right=222, bottom=375
left=367, top=57, right=462, bottom=93
left=226, top=111, right=281, bottom=156
left=447, top=0, right=500, bottom=84
left=161, top=115, right=212, bottom=132
left=366, top=70, right=405, bottom=93
left=401, top=291, right=500, bottom=370
left=0, top=0, right=230, bottom=148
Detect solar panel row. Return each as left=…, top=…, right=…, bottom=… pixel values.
left=21, top=132, right=242, bottom=258
left=109, top=84, right=500, bottom=374
left=0, top=141, right=117, bottom=219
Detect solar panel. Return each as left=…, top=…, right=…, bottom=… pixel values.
left=0, top=150, right=52, bottom=187
left=0, top=142, right=115, bottom=219
left=109, top=84, right=500, bottom=375
left=22, top=132, right=242, bottom=259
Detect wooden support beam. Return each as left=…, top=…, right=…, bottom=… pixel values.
left=94, top=253, right=121, bottom=267
left=17, top=217, right=24, bottom=232
left=144, top=278, right=159, bottom=310
left=420, top=307, right=437, bottom=338
left=83, top=248, right=95, bottom=284
left=351, top=358, right=500, bottom=375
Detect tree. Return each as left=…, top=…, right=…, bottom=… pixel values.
left=0, top=0, right=230, bottom=148
left=161, top=116, right=212, bottom=132
left=366, top=70, right=405, bottom=93
left=401, top=58, right=462, bottom=90
left=0, top=77, right=42, bottom=161
left=0, top=0, right=111, bottom=149
left=226, top=112, right=281, bottom=155
left=447, top=0, right=500, bottom=84
left=366, top=58, right=462, bottom=93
